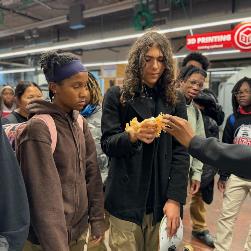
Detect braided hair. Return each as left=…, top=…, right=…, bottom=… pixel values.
left=232, top=77, right=251, bottom=116
left=87, top=72, right=102, bottom=105
left=40, top=50, right=79, bottom=101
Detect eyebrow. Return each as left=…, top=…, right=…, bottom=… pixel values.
left=145, top=55, right=164, bottom=58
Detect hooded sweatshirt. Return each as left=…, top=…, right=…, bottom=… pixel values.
left=16, top=100, right=104, bottom=251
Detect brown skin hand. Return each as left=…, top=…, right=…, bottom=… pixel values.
left=164, top=115, right=195, bottom=148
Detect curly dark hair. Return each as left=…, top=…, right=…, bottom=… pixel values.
left=40, top=50, right=79, bottom=101
left=232, top=77, right=251, bottom=116
left=121, top=31, right=177, bottom=105
left=182, top=52, right=209, bottom=71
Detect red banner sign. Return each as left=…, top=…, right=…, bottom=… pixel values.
left=186, top=23, right=251, bottom=52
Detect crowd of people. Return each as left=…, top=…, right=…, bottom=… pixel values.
left=0, top=31, right=251, bottom=251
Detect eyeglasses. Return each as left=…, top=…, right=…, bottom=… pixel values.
left=187, top=79, right=204, bottom=89
left=234, top=90, right=251, bottom=97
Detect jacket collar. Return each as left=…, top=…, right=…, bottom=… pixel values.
left=128, top=95, right=172, bottom=120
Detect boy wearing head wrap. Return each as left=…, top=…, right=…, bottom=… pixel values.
left=18, top=51, right=104, bottom=251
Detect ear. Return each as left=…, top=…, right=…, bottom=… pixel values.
left=49, top=82, right=57, bottom=94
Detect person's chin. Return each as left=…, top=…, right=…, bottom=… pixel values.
left=148, top=81, right=158, bottom=87
left=74, top=103, right=85, bottom=111
left=188, top=93, right=198, bottom=100
left=239, top=100, right=248, bottom=106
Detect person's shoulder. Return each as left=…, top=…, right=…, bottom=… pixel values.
left=87, top=110, right=102, bottom=129
left=103, top=86, right=122, bottom=107
left=1, top=112, right=17, bottom=124
left=105, top=86, right=121, bottom=98
left=1, top=116, right=10, bottom=125
left=174, top=90, right=186, bottom=105
left=24, top=116, right=52, bottom=142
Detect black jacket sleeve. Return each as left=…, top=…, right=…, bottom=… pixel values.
left=0, top=123, right=30, bottom=251
left=166, top=93, right=190, bottom=205
left=189, top=136, right=251, bottom=179
left=101, top=87, right=142, bottom=158
left=222, top=115, right=235, bottom=144
left=219, top=115, right=235, bottom=180
left=204, top=104, right=225, bottom=126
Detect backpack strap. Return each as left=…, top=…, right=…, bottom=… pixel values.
left=229, top=113, right=235, bottom=128
left=77, top=114, right=83, bottom=131
left=32, top=114, right=82, bottom=153
left=33, top=114, right=57, bottom=153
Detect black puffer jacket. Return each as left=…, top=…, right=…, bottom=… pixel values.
left=194, top=89, right=225, bottom=126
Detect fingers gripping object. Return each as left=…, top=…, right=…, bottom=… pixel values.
left=159, top=216, right=183, bottom=251
left=125, top=113, right=166, bottom=137
left=183, top=244, right=194, bottom=251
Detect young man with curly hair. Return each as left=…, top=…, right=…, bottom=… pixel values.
left=101, top=31, right=190, bottom=251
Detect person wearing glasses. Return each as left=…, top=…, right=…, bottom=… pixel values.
left=182, top=53, right=217, bottom=248
left=214, top=77, right=251, bottom=251
left=178, top=65, right=215, bottom=246
left=178, top=65, right=206, bottom=194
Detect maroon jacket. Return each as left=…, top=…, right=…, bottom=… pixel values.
left=17, top=100, right=104, bottom=251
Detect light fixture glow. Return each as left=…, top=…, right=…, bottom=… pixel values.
left=0, top=67, right=35, bottom=74
left=85, top=60, right=128, bottom=67
left=0, top=48, right=243, bottom=73
left=159, top=17, right=251, bottom=34
left=0, top=16, right=250, bottom=59
left=210, top=71, right=239, bottom=75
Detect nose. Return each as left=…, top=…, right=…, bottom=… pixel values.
left=152, top=59, right=159, bottom=69
left=79, top=86, right=87, bottom=97
left=192, top=85, right=201, bottom=92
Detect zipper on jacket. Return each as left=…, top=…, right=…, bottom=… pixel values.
left=67, top=117, right=81, bottom=226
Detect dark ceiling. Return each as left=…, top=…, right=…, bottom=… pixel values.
left=0, top=0, right=250, bottom=69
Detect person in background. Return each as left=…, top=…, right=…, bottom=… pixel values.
left=181, top=53, right=217, bottom=247
left=178, top=66, right=218, bottom=246
left=178, top=65, right=206, bottom=192
left=80, top=72, right=109, bottom=251
left=18, top=50, right=104, bottom=251
left=215, top=77, right=251, bottom=251
left=182, top=52, right=210, bottom=71
left=0, top=96, right=30, bottom=251
left=1, top=86, right=16, bottom=117
left=2, top=81, right=43, bottom=125
left=101, top=31, right=189, bottom=251
left=189, top=88, right=224, bottom=247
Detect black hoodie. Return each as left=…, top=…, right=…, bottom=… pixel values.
left=0, top=121, right=30, bottom=251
